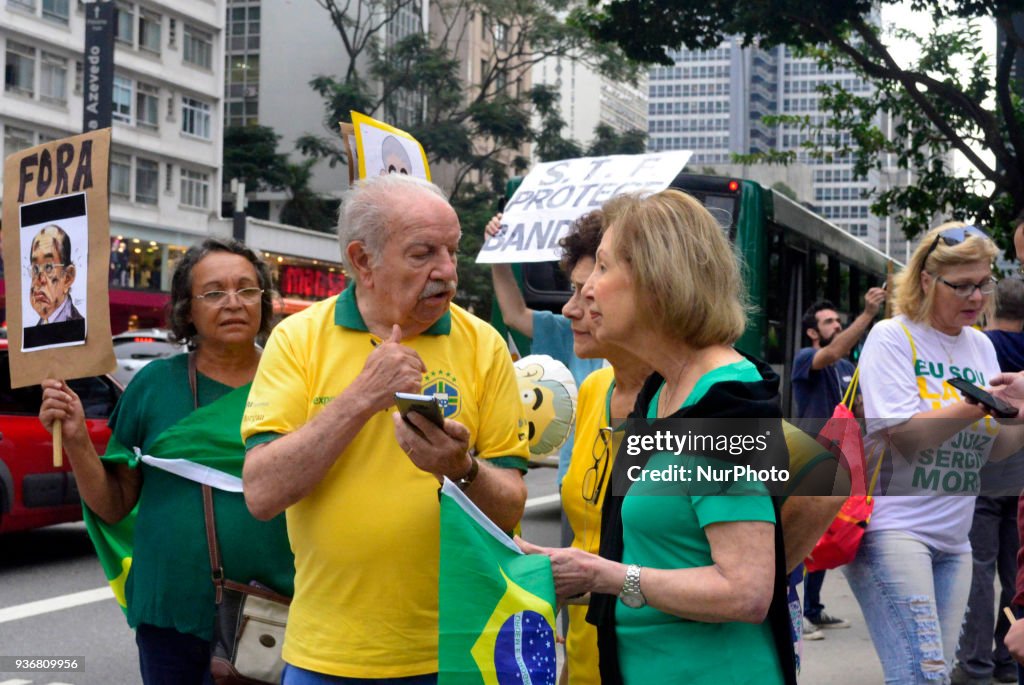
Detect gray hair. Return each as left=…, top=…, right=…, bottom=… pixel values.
left=995, top=278, right=1024, bottom=321
left=336, top=175, right=448, bottom=273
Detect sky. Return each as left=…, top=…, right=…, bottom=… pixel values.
left=880, top=1, right=997, bottom=176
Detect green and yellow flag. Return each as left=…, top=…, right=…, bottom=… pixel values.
left=82, top=384, right=255, bottom=612
left=439, top=480, right=557, bottom=685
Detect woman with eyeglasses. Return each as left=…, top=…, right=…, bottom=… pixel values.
left=520, top=189, right=795, bottom=685
left=850, top=221, right=1023, bottom=684
left=38, top=238, right=293, bottom=684
left=552, top=211, right=651, bottom=685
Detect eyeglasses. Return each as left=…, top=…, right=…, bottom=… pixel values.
left=581, top=426, right=613, bottom=505
left=193, top=287, right=264, bottom=306
left=923, top=225, right=990, bottom=263
left=30, top=262, right=67, bottom=279
left=936, top=276, right=996, bottom=298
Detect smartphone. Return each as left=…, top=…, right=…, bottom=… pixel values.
left=947, top=377, right=1019, bottom=418
left=394, top=392, right=445, bottom=429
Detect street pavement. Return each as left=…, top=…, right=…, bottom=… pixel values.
left=798, top=569, right=884, bottom=684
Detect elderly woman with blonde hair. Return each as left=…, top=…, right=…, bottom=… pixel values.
left=850, top=222, right=1024, bottom=684
left=520, top=188, right=795, bottom=685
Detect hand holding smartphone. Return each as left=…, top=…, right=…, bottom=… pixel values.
left=394, top=392, right=445, bottom=429
left=947, top=377, right=1019, bottom=419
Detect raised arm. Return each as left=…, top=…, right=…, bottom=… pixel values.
left=243, top=324, right=426, bottom=520
left=811, top=288, right=885, bottom=370
left=486, top=214, right=534, bottom=337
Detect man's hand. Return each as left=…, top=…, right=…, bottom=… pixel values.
left=990, top=372, right=1024, bottom=419
left=392, top=410, right=471, bottom=481
left=351, top=325, right=427, bottom=414
left=863, top=287, right=886, bottom=317
left=1006, top=615, right=1024, bottom=664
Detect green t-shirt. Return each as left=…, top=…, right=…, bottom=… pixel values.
left=108, top=354, right=293, bottom=641
left=616, top=360, right=783, bottom=684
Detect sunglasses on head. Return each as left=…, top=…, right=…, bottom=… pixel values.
left=923, top=225, right=990, bottom=262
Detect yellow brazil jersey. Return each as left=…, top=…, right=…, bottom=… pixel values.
left=241, top=284, right=529, bottom=678
left=560, top=366, right=615, bottom=685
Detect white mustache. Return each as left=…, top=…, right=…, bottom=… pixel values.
left=419, top=280, right=456, bottom=299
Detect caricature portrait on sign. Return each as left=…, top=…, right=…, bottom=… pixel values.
left=21, top=193, right=88, bottom=350
left=350, top=110, right=430, bottom=181
left=2, top=127, right=115, bottom=390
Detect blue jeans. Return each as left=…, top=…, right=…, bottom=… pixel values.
left=135, top=623, right=213, bottom=685
left=843, top=530, right=972, bottom=684
left=281, top=663, right=437, bottom=685
left=804, top=569, right=827, bottom=621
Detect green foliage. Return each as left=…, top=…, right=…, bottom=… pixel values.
left=578, top=0, right=1024, bottom=250
left=586, top=123, right=647, bottom=156
left=223, top=125, right=290, bottom=191
left=278, top=160, right=339, bottom=233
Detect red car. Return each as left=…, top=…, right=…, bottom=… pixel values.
left=0, top=340, right=123, bottom=533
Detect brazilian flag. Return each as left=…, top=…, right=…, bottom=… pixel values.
left=82, top=385, right=253, bottom=613
left=439, top=480, right=557, bottom=685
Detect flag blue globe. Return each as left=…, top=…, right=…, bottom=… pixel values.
left=494, top=610, right=556, bottom=684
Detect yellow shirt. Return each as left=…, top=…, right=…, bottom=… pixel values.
left=241, top=286, right=529, bottom=678
left=560, top=366, right=615, bottom=685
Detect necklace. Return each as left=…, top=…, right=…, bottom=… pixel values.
left=936, top=330, right=962, bottom=364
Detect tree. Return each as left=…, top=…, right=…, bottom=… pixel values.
left=223, top=125, right=291, bottom=192
left=576, top=0, right=1024, bottom=245
left=297, top=0, right=640, bottom=197
left=278, top=160, right=339, bottom=233
left=585, top=123, right=647, bottom=156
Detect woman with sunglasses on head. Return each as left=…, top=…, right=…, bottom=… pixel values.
left=554, top=211, right=651, bottom=685
left=520, top=189, right=795, bottom=685
left=850, top=222, right=1024, bottom=684
left=38, top=238, right=293, bottom=684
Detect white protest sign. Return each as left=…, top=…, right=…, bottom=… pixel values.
left=476, top=151, right=692, bottom=264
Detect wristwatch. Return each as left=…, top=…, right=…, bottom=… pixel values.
left=619, top=564, right=646, bottom=608
left=456, top=456, right=479, bottom=491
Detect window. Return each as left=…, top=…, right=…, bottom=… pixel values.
left=3, top=126, right=34, bottom=159
left=73, top=60, right=82, bottom=94
left=139, top=10, right=161, bottom=53
left=42, top=0, right=68, bottom=22
left=40, top=52, right=67, bottom=103
left=184, top=26, right=212, bottom=68
left=7, top=0, right=36, bottom=11
left=135, top=158, right=158, bottom=204
left=180, top=169, right=209, bottom=208
left=136, top=82, right=159, bottom=128
left=5, top=41, right=36, bottom=96
left=116, top=3, right=134, bottom=44
left=181, top=97, right=211, bottom=138
left=110, top=152, right=131, bottom=198
left=112, top=75, right=132, bottom=122
left=493, top=22, right=508, bottom=51
left=165, top=162, right=173, bottom=192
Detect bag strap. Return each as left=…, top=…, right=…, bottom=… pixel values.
left=899, top=322, right=918, bottom=366
left=841, top=367, right=860, bottom=410
left=190, top=352, right=228, bottom=604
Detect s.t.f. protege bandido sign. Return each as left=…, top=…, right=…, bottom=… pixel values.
left=476, top=151, right=691, bottom=264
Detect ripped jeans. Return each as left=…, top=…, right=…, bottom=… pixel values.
left=843, top=530, right=972, bottom=684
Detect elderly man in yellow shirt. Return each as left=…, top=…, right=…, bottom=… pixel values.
left=241, top=174, right=530, bottom=684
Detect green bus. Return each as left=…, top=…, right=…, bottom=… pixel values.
left=493, top=173, right=900, bottom=414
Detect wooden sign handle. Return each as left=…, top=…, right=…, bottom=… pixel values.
left=53, top=419, right=62, bottom=468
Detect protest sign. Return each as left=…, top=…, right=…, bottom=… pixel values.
left=476, top=150, right=692, bottom=264
left=350, top=111, right=430, bottom=181
left=2, top=128, right=115, bottom=389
